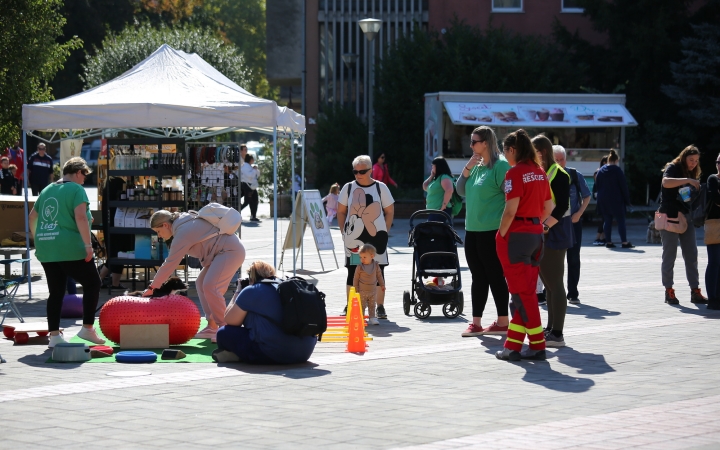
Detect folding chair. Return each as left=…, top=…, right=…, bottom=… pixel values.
left=0, top=258, right=29, bottom=326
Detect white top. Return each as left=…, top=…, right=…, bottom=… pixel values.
left=241, top=163, right=259, bottom=190
left=338, top=181, right=394, bottom=265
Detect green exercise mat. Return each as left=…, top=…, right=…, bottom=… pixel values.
left=47, top=320, right=216, bottom=363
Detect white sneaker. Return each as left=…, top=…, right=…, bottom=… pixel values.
left=195, top=326, right=218, bottom=340
left=368, top=318, right=380, bottom=325
left=77, top=327, right=106, bottom=345
left=48, top=333, right=67, bottom=348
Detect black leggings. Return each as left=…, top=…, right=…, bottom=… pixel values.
left=241, top=184, right=259, bottom=218
left=41, top=259, right=101, bottom=331
left=464, top=230, right=509, bottom=318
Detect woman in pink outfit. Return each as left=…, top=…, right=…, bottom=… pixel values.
left=372, top=153, right=398, bottom=188
left=144, top=210, right=246, bottom=341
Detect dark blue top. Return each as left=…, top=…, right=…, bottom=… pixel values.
left=27, top=152, right=54, bottom=187
left=236, top=283, right=317, bottom=364
left=595, top=164, right=630, bottom=214
left=566, top=167, right=591, bottom=215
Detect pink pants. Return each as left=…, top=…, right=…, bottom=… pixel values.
left=196, top=240, right=246, bottom=327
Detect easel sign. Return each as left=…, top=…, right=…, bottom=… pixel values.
left=280, top=190, right=338, bottom=271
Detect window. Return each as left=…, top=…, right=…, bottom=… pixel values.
left=562, top=0, right=584, bottom=13
left=492, top=0, right=522, bottom=12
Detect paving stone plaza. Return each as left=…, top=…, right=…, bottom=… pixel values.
left=1, top=203, right=718, bottom=449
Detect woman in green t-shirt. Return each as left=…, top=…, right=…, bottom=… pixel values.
left=29, top=157, right=105, bottom=348
left=422, top=157, right=455, bottom=223
left=456, top=126, right=511, bottom=337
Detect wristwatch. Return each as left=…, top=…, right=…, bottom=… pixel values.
left=543, top=224, right=550, bottom=232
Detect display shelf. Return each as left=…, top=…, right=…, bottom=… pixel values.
left=108, top=258, right=162, bottom=266
left=108, top=169, right=186, bottom=177
left=108, top=201, right=185, bottom=208
left=108, top=227, right=156, bottom=235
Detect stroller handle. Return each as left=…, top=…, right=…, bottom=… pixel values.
left=409, top=209, right=452, bottom=228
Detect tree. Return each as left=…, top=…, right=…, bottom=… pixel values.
left=0, top=0, right=82, bottom=147
left=82, top=22, right=251, bottom=91
left=662, top=23, right=720, bottom=128
left=373, top=21, right=585, bottom=185
left=311, top=105, right=368, bottom=191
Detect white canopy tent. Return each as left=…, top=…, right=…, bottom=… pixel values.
left=20, top=44, right=306, bottom=297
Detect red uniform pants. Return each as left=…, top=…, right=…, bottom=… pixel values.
left=495, top=222, right=546, bottom=352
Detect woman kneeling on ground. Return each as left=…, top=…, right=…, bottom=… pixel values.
left=213, top=261, right=318, bottom=364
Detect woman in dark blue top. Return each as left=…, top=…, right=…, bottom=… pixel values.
left=705, top=153, right=720, bottom=310
left=595, top=150, right=633, bottom=248
left=532, top=135, right=573, bottom=348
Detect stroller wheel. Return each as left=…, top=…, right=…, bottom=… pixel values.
left=414, top=302, right=431, bottom=319
left=403, top=291, right=411, bottom=316
left=443, top=302, right=461, bottom=319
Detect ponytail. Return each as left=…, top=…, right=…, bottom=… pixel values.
left=504, top=129, right=540, bottom=166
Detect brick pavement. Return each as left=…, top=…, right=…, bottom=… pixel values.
left=1, top=202, right=718, bottom=449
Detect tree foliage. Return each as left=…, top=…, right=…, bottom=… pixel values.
left=0, top=0, right=82, bottom=147
left=373, top=21, right=585, bottom=185
left=311, top=105, right=368, bottom=192
left=82, top=22, right=251, bottom=91
left=662, top=23, right=720, bottom=128
left=257, top=138, right=301, bottom=200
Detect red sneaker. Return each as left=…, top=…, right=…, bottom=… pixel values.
left=461, top=324, right=484, bottom=337
left=481, top=321, right=508, bottom=335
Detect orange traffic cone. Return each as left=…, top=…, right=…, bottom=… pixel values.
left=346, top=295, right=367, bottom=353
left=346, top=287, right=357, bottom=323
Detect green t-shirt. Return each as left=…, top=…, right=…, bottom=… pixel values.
left=34, top=181, right=92, bottom=263
left=426, top=174, right=453, bottom=210
left=464, top=157, right=510, bottom=232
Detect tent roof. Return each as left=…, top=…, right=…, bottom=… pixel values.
left=22, top=44, right=305, bottom=136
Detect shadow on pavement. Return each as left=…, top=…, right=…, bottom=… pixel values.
left=365, top=320, right=411, bottom=337
left=550, top=346, right=615, bottom=375
left=566, top=304, right=621, bottom=320
left=672, top=304, right=720, bottom=319
left=605, top=248, right=646, bottom=254
left=519, top=362, right=596, bottom=392
left=216, top=361, right=332, bottom=378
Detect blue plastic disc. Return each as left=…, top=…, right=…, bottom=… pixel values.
left=115, top=351, right=157, bottom=363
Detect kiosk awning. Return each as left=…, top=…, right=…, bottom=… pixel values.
left=444, top=101, right=637, bottom=128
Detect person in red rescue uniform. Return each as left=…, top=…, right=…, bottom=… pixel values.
left=495, top=129, right=554, bottom=361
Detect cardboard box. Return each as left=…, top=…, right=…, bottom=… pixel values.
left=0, top=194, right=38, bottom=242
left=114, top=207, right=126, bottom=227
left=124, top=208, right=138, bottom=228
left=134, top=208, right=153, bottom=228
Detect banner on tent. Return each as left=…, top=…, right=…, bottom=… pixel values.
left=59, top=139, right=84, bottom=167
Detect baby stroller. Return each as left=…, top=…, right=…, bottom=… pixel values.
left=404, top=210, right=464, bottom=319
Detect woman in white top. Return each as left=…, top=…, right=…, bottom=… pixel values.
left=240, top=154, right=260, bottom=222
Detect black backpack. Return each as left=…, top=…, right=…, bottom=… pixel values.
left=262, top=277, right=327, bottom=340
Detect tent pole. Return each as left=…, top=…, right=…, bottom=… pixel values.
left=291, top=131, right=296, bottom=276
left=22, top=131, right=31, bottom=299
left=301, top=134, right=305, bottom=269
left=273, top=127, right=278, bottom=268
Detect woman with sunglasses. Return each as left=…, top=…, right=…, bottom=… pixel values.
left=337, top=155, right=395, bottom=319
left=372, top=153, right=398, bottom=188
left=456, top=126, right=511, bottom=337
left=29, top=157, right=105, bottom=348
left=495, top=130, right=553, bottom=361
left=532, top=134, right=573, bottom=348
left=659, top=145, right=707, bottom=305
left=706, top=153, right=720, bottom=310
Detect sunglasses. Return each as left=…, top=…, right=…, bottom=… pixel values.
left=470, top=139, right=485, bottom=145
left=352, top=168, right=371, bottom=175
left=80, top=171, right=88, bottom=177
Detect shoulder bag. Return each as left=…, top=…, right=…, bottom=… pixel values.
left=655, top=210, right=688, bottom=234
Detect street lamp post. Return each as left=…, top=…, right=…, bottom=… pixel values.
left=342, top=53, right=358, bottom=109
left=358, top=18, right=382, bottom=161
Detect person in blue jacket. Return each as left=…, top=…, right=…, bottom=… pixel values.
left=595, top=149, right=634, bottom=248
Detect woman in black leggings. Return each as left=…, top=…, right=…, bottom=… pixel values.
left=456, top=126, right=511, bottom=336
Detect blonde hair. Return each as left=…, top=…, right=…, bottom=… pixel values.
left=330, top=183, right=340, bottom=194
left=359, top=243, right=377, bottom=256
left=247, top=260, right=276, bottom=282
left=472, top=126, right=501, bottom=169
left=149, top=210, right=181, bottom=228
left=62, top=157, right=91, bottom=175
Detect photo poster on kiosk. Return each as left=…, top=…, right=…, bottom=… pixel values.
left=281, top=190, right=338, bottom=271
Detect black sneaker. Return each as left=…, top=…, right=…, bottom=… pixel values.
left=520, top=349, right=547, bottom=360
left=376, top=305, right=387, bottom=319
left=568, top=297, right=580, bottom=305
left=621, top=242, right=635, bottom=248
left=496, top=348, right=521, bottom=361
left=340, top=306, right=347, bottom=316
left=592, top=239, right=606, bottom=246
left=537, top=292, right=547, bottom=306
left=605, top=242, right=616, bottom=248
left=545, top=333, right=565, bottom=347
left=212, top=348, right=240, bottom=363
left=250, top=217, right=261, bottom=222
